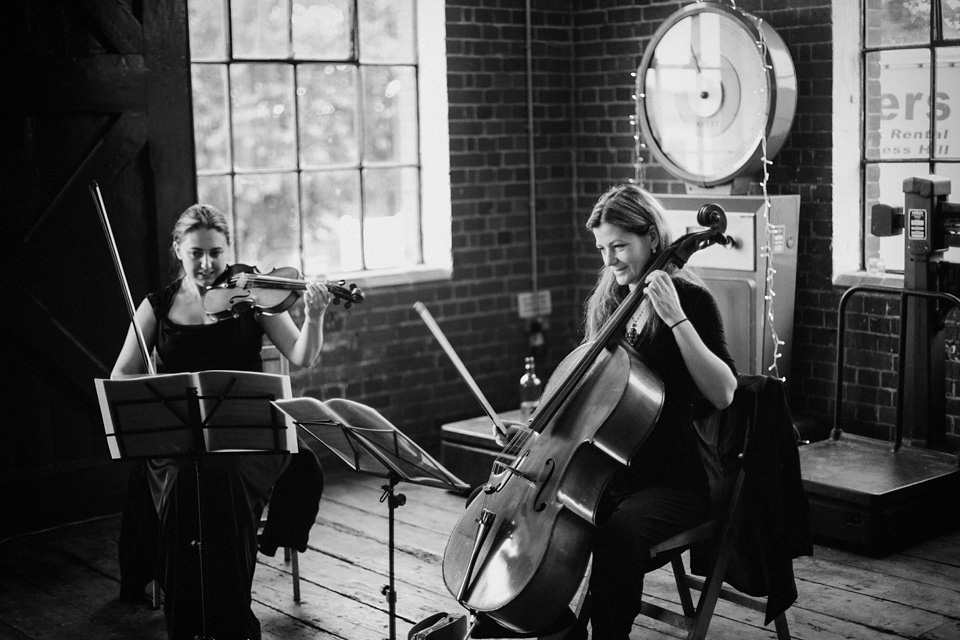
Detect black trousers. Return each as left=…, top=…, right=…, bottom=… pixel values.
left=588, top=483, right=710, bottom=639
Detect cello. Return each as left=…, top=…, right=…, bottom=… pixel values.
left=440, top=203, right=730, bottom=635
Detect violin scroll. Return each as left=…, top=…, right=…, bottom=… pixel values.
left=326, top=280, right=365, bottom=309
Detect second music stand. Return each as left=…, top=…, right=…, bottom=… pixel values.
left=272, top=397, right=468, bottom=640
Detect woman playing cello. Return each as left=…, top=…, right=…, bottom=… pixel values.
left=581, top=184, right=737, bottom=638
left=112, top=204, right=329, bottom=640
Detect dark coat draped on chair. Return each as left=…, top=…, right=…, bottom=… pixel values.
left=690, top=374, right=814, bottom=624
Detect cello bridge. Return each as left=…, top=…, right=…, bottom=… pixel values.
left=491, top=461, right=536, bottom=487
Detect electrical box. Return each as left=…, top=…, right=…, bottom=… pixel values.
left=658, top=194, right=801, bottom=379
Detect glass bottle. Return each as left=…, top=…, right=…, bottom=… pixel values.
left=519, top=356, right=542, bottom=421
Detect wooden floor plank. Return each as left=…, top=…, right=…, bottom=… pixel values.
left=2, top=471, right=960, bottom=640
left=812, top=543, right=960, bottom=593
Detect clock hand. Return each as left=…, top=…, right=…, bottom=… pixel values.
left=690, top=46, right=713, bottom=102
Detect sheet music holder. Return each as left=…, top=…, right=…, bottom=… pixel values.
left=96, top=370, right=295, bottom=640
left=273, top=397, right=467, bottom=492
left=96, top=370, right=298, bottom=458
left=272, top=397, right=468, bottom=640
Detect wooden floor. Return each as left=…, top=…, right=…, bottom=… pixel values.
left=2, top=469, right=959, bottom=640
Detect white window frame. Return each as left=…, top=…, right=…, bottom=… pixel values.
left=833, top=1, right=868, bottom=283
left=377, top=0, right=452, bottom=287
left=190, top=0, right=452, bottom=288
left=833, top=1, right=960, bottom=286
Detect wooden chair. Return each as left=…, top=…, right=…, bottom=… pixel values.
left=258, top=514, right=302, bottom=603
left=637, top=459, right=790, bottom=639
left=636, top=375, right=805, bottom=640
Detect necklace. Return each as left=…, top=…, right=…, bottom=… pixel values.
left=626, top=315, right=640, bottom=346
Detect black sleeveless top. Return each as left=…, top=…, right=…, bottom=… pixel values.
left=146, top=279, right=264, bottom=373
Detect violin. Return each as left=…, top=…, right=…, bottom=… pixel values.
left=440, top=204, right=730, bottom=635
left=202, top=263, right=365, bottom=320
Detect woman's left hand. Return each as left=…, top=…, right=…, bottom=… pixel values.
left=303, top=282, right=331, bottom=319
left=644, top=270, right=685, bottom=326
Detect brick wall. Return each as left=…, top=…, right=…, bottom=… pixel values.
left=286, top=1, right=583, bottom=453
left=287, top=0, right=958, bottom=456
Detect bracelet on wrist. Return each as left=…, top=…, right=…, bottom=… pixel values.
left=669, top=318, right=688, bottom=330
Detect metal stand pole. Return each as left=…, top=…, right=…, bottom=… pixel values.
left=380, top=472, right=406, bottom=640
left=193, top=457, right=213, bottom=640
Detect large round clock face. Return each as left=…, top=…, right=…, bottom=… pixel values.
left=637, top=4, right=796, bottom=187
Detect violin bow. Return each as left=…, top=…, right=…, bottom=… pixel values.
left=414, top=302, right=510, bottom=439
left=90, top=181, right=156, bottom=375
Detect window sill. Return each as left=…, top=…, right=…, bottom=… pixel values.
left=834, top=270, right=904, bottom=289
left=329, top=265, right=453, bottom=290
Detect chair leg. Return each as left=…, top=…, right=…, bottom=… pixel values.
left=290, top=548, right=301, bottom=603
left=774, top=612, right=791, bottom=640
left=670, top=556, right=696, bottom=617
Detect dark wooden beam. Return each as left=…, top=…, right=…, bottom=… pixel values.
left=14, top=111, right=148, bottom=255
left=81, top=0, right=144, bottom=54
left=4, top=55, right=146, bottom=114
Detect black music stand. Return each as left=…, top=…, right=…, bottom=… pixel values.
left=272, top=397, right=469, bottom=640
left=97, top=371, right=295, bottom=640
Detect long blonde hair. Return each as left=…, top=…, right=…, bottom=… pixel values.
left=583, top=184, right=685, bottom=343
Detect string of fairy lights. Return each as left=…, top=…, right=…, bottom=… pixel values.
left=630, top=4, right=786, bottom=382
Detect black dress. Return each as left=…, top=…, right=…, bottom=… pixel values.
left=588, top=278, right=737, bottom=639
left=118, top=279, right=317, bottom=640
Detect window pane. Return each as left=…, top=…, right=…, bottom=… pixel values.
left=865, top=0, right=930, bottom=47
left=234, top=173, right=300, bottom=271
left=935, top=47, right=960, bottom=159
left=192, top=64, right=231, bottom=172
left=188, top=0, right=227, bottom=61
left=302, top=170, right=362, bottom=274
left=362, top=66, right=419, bottom=164
left=934, top=163, right=960, bottom=262
left=864, top=161, right=928, bottom=273
left=232, top=0, right=290, bottom=59
left=298, top=64, right=358, bottom=167
left=362, top=167, right=420, bottom=269
left=865, top=49, right=932, bottom=161
left=359, top=0, right=416, bottom=64
left=231, top=63, right=296, bottom=171
left=945, top=3, right=960, bottom=40
left=197, top=174, right=233, bottom=213
left=293, top=0, right=354, bottom=60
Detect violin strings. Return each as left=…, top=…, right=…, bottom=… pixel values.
left=233, top=275, right=307, bottom=290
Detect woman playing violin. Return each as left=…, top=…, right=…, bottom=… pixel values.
left=112, top=204, right=330, bottom=377
left=112, top=204, right=329, bottom=640
left=582, top=184, right=737, bottom=638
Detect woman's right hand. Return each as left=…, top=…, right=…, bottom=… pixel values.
left=493, top=419, right=528, bottom=447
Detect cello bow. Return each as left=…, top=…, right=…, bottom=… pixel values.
left=414, top=301, right=510, bottom=439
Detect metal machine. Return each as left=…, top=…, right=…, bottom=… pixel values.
left=870, top=175, right=960, bottom=450
left=800, top=175, right=960, bottom=555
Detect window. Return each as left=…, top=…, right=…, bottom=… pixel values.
left=836, top=1, right=960, bottom=277
left=187, top=0, right=451, bottom=281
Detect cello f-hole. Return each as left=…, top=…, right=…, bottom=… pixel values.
left=533, top=459, right=556, bottom=512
